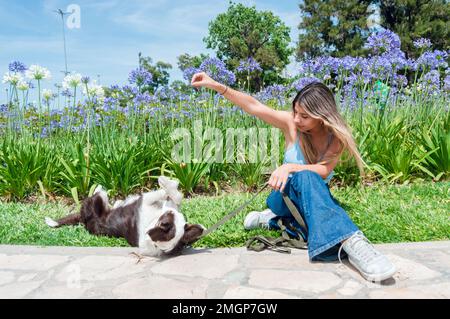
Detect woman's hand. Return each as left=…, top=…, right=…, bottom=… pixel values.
left=268, top=164, right=291, bottom=193
left=191, top=72, right=218, bottom=90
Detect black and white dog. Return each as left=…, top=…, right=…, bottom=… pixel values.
left=45, top=176, right=205, bottom=256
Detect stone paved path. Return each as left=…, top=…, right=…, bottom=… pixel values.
left=0, top=241, right=449, bottom=299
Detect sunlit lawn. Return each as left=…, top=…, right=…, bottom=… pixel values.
left=0, top=181, right=448, bottom=248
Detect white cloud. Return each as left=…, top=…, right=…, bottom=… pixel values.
left=103, top=1, right=229, bottom=81
left=110, top=1, right=226, bottom=40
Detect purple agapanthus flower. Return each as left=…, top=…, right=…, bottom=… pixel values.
left=338, top=56, right=366, bottom=72
left=341, top=82, right=359, bottom=111
left=8, top=61, right=27, bottom=73
left=413, top=38, right=432, bottom=49
left=310, top=56, right=340, bottom=75
left=292, top=77, right=321, bottom=92
left=367, top=51, right=408, bottom=82
left=256, top=84, right=288, bottom=105
left=128, top=68, right=153, bottom=86
left=50, top=109, right=63, bottom=117
left=298, top=60, right=313, bottom=75
left=40, top=127, right=49, bottom=138
left=121, top=85, right=139, bottom=100
left=265, top=84, right=288, bottom=97
left=382, top=49, right=409, bottom=70
left=103, top=97, right=119, bottom=112
left=133, top=92, right=154, bottom=105
left=444, top=74, right=450, bottom=92
left=183, top=66, right=200, bottom=82
left=121, top=85, right=134, bottom=92
left=180, top=110, right=193, bottom=118
left=156, top=86, right=174, bottom=100
left=394, top=74, right=408, bottom=88
left=365, top=29, right=401, bottom=54
left=236, top=57, right=262, bottom=73
left=50, top=119, right=61, bottom=130
left=419, top=70, right=441, bottom=92
left=61, top=89, right=73, bottom=98
left=81, top=76, right=90, bottom=84
left=414, top=50, right=449, bottom=71
left=199, top=57, right=236, bottom=86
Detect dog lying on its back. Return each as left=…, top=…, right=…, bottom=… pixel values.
left=45, top=176, right=205, bottom=256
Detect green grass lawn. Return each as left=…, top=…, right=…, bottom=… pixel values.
left=0, top=181, right=448, bottom=248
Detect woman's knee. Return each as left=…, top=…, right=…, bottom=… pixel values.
left=289, top=170, right=327, bottom=193
left=266, top=190, right=278, bottom=209
left=266, top=190, right=290, bottom=217
left=291, top=170, right=323, bottom=186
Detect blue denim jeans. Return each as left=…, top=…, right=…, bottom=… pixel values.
left=266, top=170, right=359, bottom=262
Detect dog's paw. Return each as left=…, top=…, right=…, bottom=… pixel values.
left=45, top=217, right=59, bottom=228
left=158, top=176, right=183, bottom=205
left=158, top=176, right=179, bottom=190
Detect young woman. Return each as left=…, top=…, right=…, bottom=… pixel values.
left=191, top=72, right=396, bottom=282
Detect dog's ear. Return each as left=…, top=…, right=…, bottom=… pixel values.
left=93, top=195, right=108, bottom=217
left=147, top=227, right=165, bottom=242
left=181, top=223, right=206, bottom=245
left=147, top=212, right=176, bottom=242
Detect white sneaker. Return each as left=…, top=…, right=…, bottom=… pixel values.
left=339, top=231, right=397, bottom=282
left=244, top=209, right=277, bottom=230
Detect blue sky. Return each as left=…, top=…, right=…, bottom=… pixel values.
left=0, top=0, right=302, bottom=95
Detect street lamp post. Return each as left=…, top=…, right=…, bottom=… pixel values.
left=55, top=9, right=70, bottom=76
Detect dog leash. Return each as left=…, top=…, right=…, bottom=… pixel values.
left=191, top=182, right=270, bottom=244
left=245, top=190, right=309, bottom=254
left=189, top=181, right=309, bottom=254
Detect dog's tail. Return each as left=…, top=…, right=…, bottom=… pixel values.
left=45, top=213, right=81, bottom=228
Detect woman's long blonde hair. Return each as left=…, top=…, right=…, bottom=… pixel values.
left=292, top=82, right=366, bottom=177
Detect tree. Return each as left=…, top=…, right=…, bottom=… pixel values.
left=295, top=0, right=449, bottom=60
left=138, top=53, right=172, bottom=93
left=177, top=53, right=209, bottom=72
left=203, top=1, right=293, bottom=90
left=377, top=0, right=449, bottom=58
left=170, top=80, right=192, bottom=94
left=296, top=0, right=373, bottom=60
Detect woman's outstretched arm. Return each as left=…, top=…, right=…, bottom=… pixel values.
left=191, top=72, right=292, bottom=131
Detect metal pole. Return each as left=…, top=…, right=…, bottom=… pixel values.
left=61, top=13, right=68, bottom=75
left=55, top=9, right=70, bottom=76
